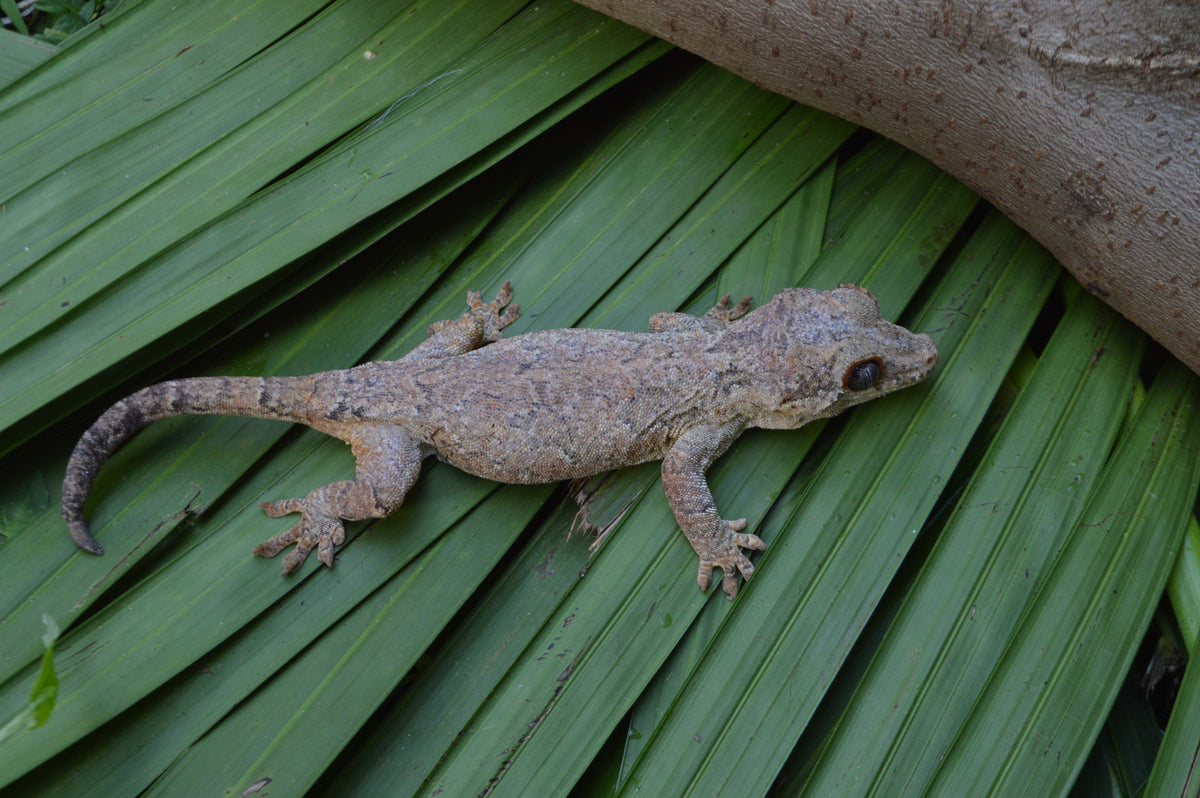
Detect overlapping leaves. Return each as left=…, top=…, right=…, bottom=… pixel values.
left=0, top=1, right=1196, bottom=795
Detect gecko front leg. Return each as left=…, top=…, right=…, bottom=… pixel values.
left=649, top=293, right=752, bottom=335
left=404, top=281, right=520, bottom=360
left=661, top=422, right=765, bottom=598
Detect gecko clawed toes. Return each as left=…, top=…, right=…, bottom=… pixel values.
left=733, top=530, right=765, bottom=550
left=253, top=497, right=347, bottom=573
left=467, top=281, right=520, bottom=342
left=692, top=520, right=764, bottom=599
left=729, top=295, right=752, bottom=320
left=703, top=294, right=754, bottom=327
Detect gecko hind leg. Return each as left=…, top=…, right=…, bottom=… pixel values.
left=253, top=425, right=423, bottom=573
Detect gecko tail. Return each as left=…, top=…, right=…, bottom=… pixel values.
left=61, top=375, right=315, bottom=556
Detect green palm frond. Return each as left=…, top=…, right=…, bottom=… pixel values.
left=1, top=1, right=1196, bottom=795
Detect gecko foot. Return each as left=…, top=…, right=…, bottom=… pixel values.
left=694, top=519, right=765, bottom=599
left=426, top=282, right=520, bottom=345
left=466, top=280, right=520, bottom=342
left=703, top=294, right=753, bottom=327
left=254, top=495, right=347, bottom=574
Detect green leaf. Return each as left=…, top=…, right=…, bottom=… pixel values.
left=0, top=0, right=657, bottom=451
left=1147, top=613, right=1200, bottom=795
left=0, top=0, right=29, bottom=35
left=612, top=214, right=1055, bottom=798
left=2, top=0, right=1197, bottom=795
left=0, top=28, right=55, bottom=86
left=150, top=482, right=558, bottom=797
left=28, top=615, right=58, bottom=729
left=0, top=615, right=58, bottom=746
left=793, top=291, right=1144, bottom=794
left=1168, top=515, right=1200, bottom=653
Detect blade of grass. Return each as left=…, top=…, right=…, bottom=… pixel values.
left=390, top=59, right=802, bottom=343
left=1081, top=679, right=1165, bottom=796
left=0, top=0, right=28, bottom=35
left=582, top=103, right=855, bottom=329
left=1168, top=515, right=1200, bottom=653
left=420, top=423, right=823, bottom=795
left=2, top=0, right=534, bottom=304
left=808, top=139, right=979, bottom=305
left=310, top=494, right=602, bottom=796
left=0, top=616, right=57, bottom=746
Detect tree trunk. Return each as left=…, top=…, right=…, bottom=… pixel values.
left=574, top=0, right=1200, bottom=374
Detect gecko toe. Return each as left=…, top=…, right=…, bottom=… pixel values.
left=280, top=542, right=313, bottom=574
left=252, top=521, right=300, bottom=558
left=464, top=282, right=521, bottom=342
left=317, top=537, right=337, bottom=568
left=721, top=569, right=740, bottom=599
left=495, top=280, right=513, bottom=307
left=715, top=553, right=756, bottom=598
left=259, top=498, right=303, bottom=518
left=733, top=532, right=765, bottom=551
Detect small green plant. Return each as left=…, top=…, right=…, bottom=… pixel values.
left=1, top=0, right=114, bottom=42
left=0, top=616, right=59, bottom=745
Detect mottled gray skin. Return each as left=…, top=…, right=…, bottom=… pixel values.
left=62, top=282, right=937, bottom=597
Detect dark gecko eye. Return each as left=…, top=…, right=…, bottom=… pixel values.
left=843, top=358, right=882, bottom=391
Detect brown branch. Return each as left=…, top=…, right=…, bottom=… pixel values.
left=576, top=0, right=1200, bottom=374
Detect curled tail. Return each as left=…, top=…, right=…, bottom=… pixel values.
left=62, top=375, right=315, bottom=555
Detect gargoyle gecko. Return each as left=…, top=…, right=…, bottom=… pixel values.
left=62, top=283, right=936, bottom=597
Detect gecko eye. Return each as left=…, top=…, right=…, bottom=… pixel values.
left=843, top=358, right=882, bottom=391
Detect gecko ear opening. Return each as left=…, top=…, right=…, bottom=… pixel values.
left=843, top=357, right=882, bottom=391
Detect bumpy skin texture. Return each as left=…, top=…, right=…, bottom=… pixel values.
left=62, top=282, right=937, bottom=597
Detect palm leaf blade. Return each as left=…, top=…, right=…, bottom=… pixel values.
left=0, top=1, right=1196, bottom=795
left=796, top=292, right=1144, bottom=793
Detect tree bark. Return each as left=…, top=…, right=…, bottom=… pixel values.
left=575, top=0, right=1200, bottom=374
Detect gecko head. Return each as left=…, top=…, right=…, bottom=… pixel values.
left=728, top=284, right=938, bottom=429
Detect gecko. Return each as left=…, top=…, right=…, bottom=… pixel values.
left=62, top=282, right=937, bottom=597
